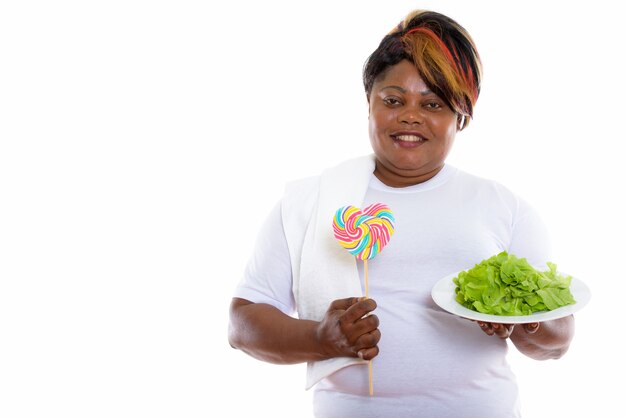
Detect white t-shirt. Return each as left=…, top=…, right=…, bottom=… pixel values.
left=234, top=164, right=551, bottom=418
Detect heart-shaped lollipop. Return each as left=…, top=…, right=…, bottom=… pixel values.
left=333, top=203, right=395, bottom=261
left=332, top=203, right=395, bottom=397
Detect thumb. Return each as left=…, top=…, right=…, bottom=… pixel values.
left=523, top=322, right=540, bottom=334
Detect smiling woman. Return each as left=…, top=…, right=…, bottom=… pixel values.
left=367, top=60, right=460, bottom=187
left=3, top=1, right=623, bottom=417
left=364, top=10, right=481, bottom=187
left=228, top=8, right=576, bottom=418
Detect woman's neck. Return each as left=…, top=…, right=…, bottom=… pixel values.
left=373, top=160, right=444, bottom=188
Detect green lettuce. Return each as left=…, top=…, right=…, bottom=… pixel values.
left=453, top=251, right=575, bottom=316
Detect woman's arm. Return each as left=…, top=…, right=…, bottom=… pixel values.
left=228, top=297, right=381, bottom=364
left=478, top=316, right=575, bottom=360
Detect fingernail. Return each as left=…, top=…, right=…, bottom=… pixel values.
left=527, top=323, right=539, bottom=331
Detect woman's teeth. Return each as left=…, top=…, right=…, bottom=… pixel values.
left=396, top=135, right=423, bottom=142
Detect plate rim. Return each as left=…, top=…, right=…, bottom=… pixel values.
left=431, top=271, right=591, bottom=324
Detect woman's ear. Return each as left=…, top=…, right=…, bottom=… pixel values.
left=457, top=114, right=466, bottom=131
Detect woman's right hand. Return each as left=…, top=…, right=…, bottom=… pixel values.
left=316, top=297, right=381, bottom=360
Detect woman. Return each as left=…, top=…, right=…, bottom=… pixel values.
left=228, top=9, right=574, bottom=417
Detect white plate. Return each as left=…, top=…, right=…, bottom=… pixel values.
left=431, top=272, right=591, bottom=324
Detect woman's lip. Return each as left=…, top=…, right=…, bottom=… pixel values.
left=394, top=134, right=424, bottom=142
left=391, top=132, right=427, bottom=147
left=391, top=131, right=427, bottom=141
left=391, top=134, right=426, bottom=148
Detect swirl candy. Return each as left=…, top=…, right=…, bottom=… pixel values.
left=333, top=203, right=395, bottom=261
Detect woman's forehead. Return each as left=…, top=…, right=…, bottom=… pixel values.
left=373, top=61, right=429, bottom=93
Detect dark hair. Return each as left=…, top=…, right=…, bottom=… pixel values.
left=363, top=10, right=482, bottom=129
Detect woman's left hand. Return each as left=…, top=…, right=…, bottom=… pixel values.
left=477, top=321, right=539, bottom=339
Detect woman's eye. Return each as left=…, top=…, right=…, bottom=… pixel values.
left=424, top=102, right=442, bottom=110
left=383, top=97, right=402, bottom=106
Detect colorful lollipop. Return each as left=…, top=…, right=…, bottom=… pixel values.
left=333, top=203, right=395, bottom=261
left=332, top=203, right=395, bottom=396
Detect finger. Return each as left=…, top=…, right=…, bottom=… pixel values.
left=357, top=346, right=379, bottom=361
left=478, top=321, right=494, bottom=336
left=523, top=322, right=540, bottom=334
left=492, top=323, right=514, bottom=339
left=479, top=322, right=514, bottom=338
left=327, top=297, right=361, bottom=312
left=354, top=329, right=381, bottom=353
left=347, top=314, right=380, bottom=342
left=341, top=298, right=377, bottom=324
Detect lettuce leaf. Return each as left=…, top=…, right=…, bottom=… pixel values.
left=453, top=252, right=575, bottom=316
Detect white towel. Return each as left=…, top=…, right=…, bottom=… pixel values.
left=281, top=154, right=376, bottom=389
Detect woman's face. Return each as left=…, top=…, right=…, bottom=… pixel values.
left=368, top=60, right=459, bottom=187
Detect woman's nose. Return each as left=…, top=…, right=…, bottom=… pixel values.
left=398, top=106, right=423, bottom=124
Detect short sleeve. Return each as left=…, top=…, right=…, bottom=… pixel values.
left=508, top=197, right=553, bottom=269
left=232, top=201, right=296, bottom=315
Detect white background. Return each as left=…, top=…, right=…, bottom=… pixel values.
left=1, top=0, right=624, bottom=417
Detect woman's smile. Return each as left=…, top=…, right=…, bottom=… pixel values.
left=368, top=60, right=459, bottom=187
left=391, top=131, right=427, bottom=147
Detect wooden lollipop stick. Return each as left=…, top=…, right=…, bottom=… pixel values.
left=364, top=259, right=373, bottom=396
left=368, top=361, right=373, bottom=396
left=364, top=259, right=369, bottom=298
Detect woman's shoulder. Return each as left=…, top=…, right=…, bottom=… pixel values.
left=453, top=166, right=512, bottom=190
left=284, top=154, right=375, bottom=199
left=450, top=166, right=524, bottom=206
